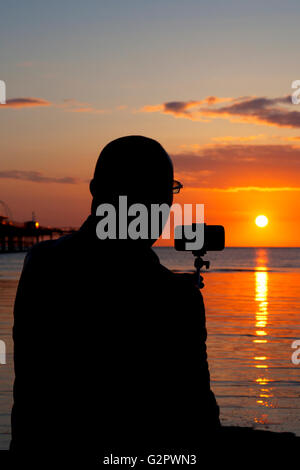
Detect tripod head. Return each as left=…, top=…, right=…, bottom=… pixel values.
left=174, top=223, right=225, bottom=288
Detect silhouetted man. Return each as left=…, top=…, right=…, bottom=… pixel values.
left=11, top=136, right=219, bottom=466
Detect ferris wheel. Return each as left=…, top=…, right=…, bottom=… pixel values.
left=0, top=200, right=13, bottom=221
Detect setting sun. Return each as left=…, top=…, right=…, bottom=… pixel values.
left=255, top=215, right=269, bottom=228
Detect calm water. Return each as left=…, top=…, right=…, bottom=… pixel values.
left=0, top=248, right=300, bottom=448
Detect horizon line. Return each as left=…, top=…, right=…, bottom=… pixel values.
left=154, top=245, right=300, bottom=249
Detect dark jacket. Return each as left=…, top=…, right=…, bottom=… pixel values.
left=11, top=216, right=219, bottom=464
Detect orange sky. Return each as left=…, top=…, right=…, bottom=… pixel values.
left=1, top=100, right=300, bottom=246
left=1, top=2, right=300, bottom=246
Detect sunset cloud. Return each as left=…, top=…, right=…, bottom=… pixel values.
left=212, top=134, right=265, bottom=143
left=0, top=170, right=79, bottom=184
left=1, top=97, right=51, bottom=108
left=1, top=97, right=107, bottom=113
left=142, top=96, right=231, bottom=120
left=172, top=143, right=300, bottom=188
left=142, top=95, right=300, bottom=128
left=61, top=99, right=107, bottom=114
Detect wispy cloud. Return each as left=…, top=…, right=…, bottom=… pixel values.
left=1, top=97, right=108, bottom=114
left=212, top=134, right=265, bottom=143
left=60, top=99, right=108, bottom=114
left=1, top=98, right=51, bottom=108
left=0, top=170, right=79, bottom=184
left=142, top=96, right=231, bottom=121
left=142, top=95, right=300, bottom=128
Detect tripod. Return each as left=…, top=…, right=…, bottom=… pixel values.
left=192, top=248, right=210, bottom=289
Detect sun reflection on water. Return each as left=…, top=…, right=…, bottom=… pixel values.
left=253, top=249, right=275, bottom=425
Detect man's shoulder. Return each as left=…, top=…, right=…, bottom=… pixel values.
left=155, top=258, right=203, bottom=301
left=24, top=233, right=78, bottom=266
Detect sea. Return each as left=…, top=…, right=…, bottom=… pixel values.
left=0, top=247, right=300, bottom=449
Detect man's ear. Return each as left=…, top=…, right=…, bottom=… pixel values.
left=89, top=179, right=95, bottom=196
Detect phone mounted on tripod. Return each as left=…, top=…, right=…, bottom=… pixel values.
left=174, top=224, right=225, bottom=288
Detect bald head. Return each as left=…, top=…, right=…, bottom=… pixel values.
left=90, top=136, right=174, bottom=212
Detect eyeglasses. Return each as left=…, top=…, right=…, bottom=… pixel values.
left=173, top=180, right=183, bottom=194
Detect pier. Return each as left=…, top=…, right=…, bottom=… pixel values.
left=0, top=215, right=75, bottom=253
